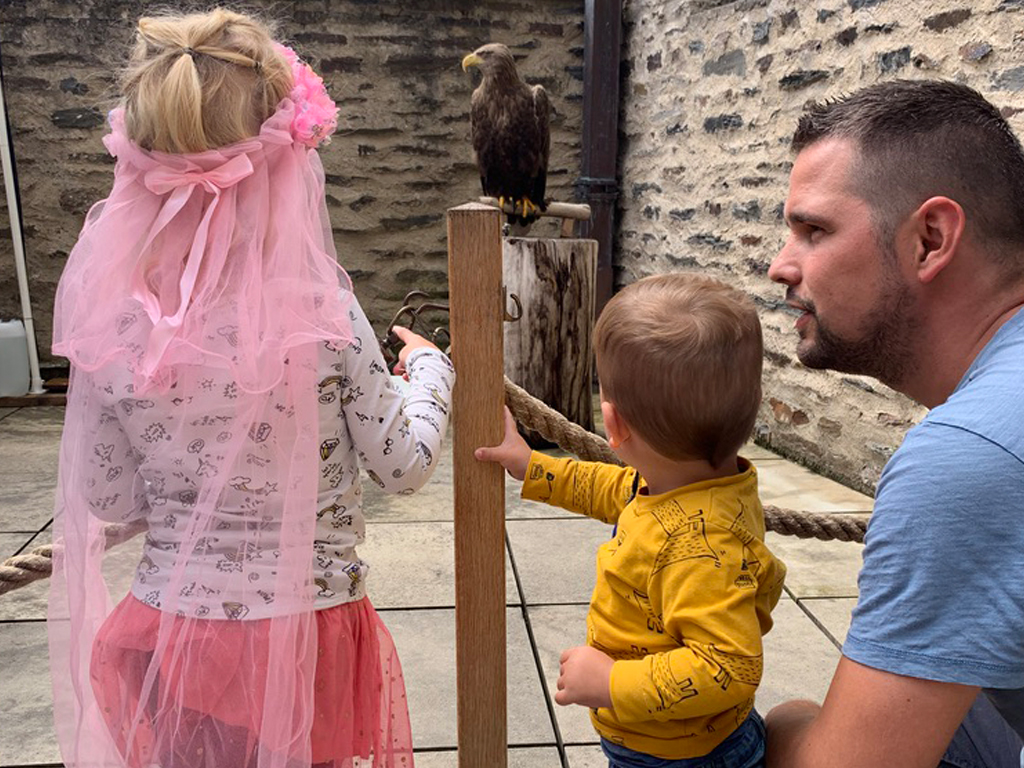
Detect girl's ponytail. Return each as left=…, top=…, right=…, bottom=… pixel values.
left=123, top=8, right=293, bottom=154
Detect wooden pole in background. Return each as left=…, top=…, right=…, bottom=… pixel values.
left=447, top=202, right=507, bottom=767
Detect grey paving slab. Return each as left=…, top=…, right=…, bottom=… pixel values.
left=758, top=598, right=841, bottom=711
left=414, top=746, right=562, bottom=767
left=799, top=597, right=856, bottom=648
left=0, top=534, right=143, bottom=621
left=506, top=475, right=577, bottom=520
left=0, top=621, right=62, bottom=765
left=0, top=532, right=34, bottom=559
left=0, top=473, right=57, bottom=532
left=526, top=603, right=599, bottom=745
left=0, top=409, right=62, bottom=532
left=766, top=532, right=863, bottom=599
left=0, top=406, right=18, bottom=421
left=384, top=606, right=556, bottom=750
left=0, top=407, right=64, bottom=473
left=742, top=442, right=785, bottom=461
left=565, top=744, right=607, bottom=767
left=361, top=521, right=519, bottom=608
left=758, top=460, right=874, bottom=513
left=506, top=517, right=610, bottom=605
left=362, top=442, right=455, bottom=523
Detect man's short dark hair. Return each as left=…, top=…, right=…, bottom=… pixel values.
left=794, top=79, right=1024, bottom=275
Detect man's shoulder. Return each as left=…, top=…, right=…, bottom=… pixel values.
left=877, top=419, right=1024, bottom=521
left=921, top=312, right=1024, bottom=458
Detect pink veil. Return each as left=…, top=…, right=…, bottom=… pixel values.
left=49, top=69, right=355, bottom=767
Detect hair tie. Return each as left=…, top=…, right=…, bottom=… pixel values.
left=182, top=47, right=196, bottom=58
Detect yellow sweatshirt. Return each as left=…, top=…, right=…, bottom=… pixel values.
left=522, top=452, right=786, bottom=759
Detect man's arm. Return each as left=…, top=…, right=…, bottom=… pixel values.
left=766, top=656, right=979, bottom=768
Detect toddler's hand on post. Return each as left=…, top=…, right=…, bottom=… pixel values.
left=555, top=646, right=614, bottom=709
left=391, top=326, right=439, bottom=376
left=474, top=406, right=530, bottom=481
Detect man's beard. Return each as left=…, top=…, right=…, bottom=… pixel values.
left=792, top=275, right=918, bottom=389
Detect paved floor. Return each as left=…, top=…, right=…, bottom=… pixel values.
left=0, top=403, right=873, bottom=767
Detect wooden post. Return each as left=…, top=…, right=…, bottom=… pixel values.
left=503, top=237, right=598, bottom=444
left=446, top=202, right=507, bottom=767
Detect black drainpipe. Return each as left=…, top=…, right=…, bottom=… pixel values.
left=576, top=0, right=622, bottom=318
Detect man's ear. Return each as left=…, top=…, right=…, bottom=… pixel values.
left=909, top=196, right=965, bottom=284
left=601, top=400, right=631, bottom=449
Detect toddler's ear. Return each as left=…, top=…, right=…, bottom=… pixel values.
left=601, top=400, right=630, bottom=449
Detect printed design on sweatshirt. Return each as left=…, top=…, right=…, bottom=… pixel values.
left=529, top=461, right=556, bottom=501
left=651, top=504, right=719, bottom=574
left=216, top=325, right=240, bottom=347
left=650, top=654, right=699, bottom=713
left=706, top=644, right=763, bottom=691
left=423, top=384, right=449, bottom=416
left=571, top=462, right=598, bottom=512
left=415, top=440, right=433, bottom=467
left=630, top=589, right=665, bottom=635
left=222, top=601, right=250, bottom=620
left=115, top=312, right=137, bottom=335
left=120, top=398, right=155, bottom=417
left=726, top=503, right=755, bottom=546
left=735, top=542, right=764, bottom=590
left=227, top=476, right=279, bottom=497
left=320, top=437, right=340, bottom=461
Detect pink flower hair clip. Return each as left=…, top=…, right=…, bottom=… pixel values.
left=276, top=44, right=339, bottom=148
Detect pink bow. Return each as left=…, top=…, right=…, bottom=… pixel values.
left=143, top=152, right=254, bottom=196
left=131, top=153, right=255, bottom=379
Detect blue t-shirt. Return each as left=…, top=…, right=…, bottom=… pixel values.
left=844, top=308, right=1024, bottom=740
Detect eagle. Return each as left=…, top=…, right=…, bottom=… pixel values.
left=462, top=43, right=550, bottom=226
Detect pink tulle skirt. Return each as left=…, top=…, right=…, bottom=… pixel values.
left=91, top=594, right=413, bottom=767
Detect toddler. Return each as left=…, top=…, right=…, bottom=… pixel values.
left=477, top=273, right=785, bottom=768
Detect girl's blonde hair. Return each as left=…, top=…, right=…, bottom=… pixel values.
left=123, top=8, right=293, bottom=153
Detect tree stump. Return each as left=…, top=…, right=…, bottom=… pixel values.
left=503, top=237, right=598, bottom=445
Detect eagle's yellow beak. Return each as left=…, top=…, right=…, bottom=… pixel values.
left=462, top=53, right=482, bottom=72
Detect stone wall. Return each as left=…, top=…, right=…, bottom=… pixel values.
left=617, top=0, right=1024, bottom=492
left=0, top=0, right=584, bottom=368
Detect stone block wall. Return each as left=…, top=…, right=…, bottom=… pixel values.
left=0, top=0, right=584, bottom=368
left=617, top=0, right=1024, bottom=492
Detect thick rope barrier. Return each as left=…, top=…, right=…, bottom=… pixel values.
left=503, top=377, right=869, bottom=544
left=0, top=520, right=146, bottom=597
left=0, top=380, right=867, bottom=598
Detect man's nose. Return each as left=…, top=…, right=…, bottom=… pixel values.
left=768, top=242, right=800, bottom=285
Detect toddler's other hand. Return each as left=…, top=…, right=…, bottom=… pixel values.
left=555, top=645, right=614, bottom=709
left=474, top=406, right=530, bottom=481
left=391, top=326, right=439, bottom=376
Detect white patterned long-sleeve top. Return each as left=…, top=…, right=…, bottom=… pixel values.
left=79, top=297, right=454, bottom=620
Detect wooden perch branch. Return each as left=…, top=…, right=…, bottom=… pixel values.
left=478, top=196, right=591, bottom=221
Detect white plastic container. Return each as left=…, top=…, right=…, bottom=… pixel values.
left=0, top=319, right=30, bottom=397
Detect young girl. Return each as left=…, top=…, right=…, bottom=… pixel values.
left=48, top=9, right=452, bottom=768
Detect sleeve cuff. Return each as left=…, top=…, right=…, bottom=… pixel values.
left=608, top=658, right=651, bottom=723
left=521, top=451, right=566, bottom=502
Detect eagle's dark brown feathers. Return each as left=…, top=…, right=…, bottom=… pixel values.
left=463, top=43, right=550, bottom=225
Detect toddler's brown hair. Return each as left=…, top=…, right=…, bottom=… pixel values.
left=594, top=273, right=763, bottom=468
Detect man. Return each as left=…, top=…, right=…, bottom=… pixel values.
left=765, top=80, right=1024, bottom=768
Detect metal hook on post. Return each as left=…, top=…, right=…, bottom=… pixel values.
left=503, top=288, right=522, bottom=323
